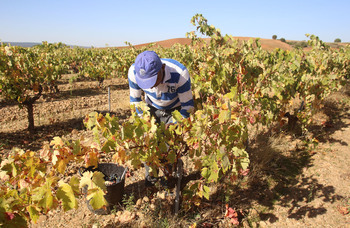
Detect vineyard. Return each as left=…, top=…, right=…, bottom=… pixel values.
left=1, top=14, right=350, bottom=227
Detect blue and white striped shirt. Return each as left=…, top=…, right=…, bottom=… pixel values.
left=128, top=58, right=194, bottom=118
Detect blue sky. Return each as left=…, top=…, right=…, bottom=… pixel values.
left=1, top=0, right=349, bottom=47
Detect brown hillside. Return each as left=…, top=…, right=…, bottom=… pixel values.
left=117, top=37, right=293, bottom=51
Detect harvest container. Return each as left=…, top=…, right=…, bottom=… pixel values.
left=81, top=163, right=126, bottom=215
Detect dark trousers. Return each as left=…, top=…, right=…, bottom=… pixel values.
left=144, top=105, right=181, bottom=178
left=147, top=105, right=181, bottom=125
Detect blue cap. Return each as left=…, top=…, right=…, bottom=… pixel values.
left=134, top=51, right=162, bottom=89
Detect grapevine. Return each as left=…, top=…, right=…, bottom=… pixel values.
left=0, top=14, right=349, bottom=227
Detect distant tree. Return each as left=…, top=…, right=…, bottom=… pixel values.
left=334, top=38, right=341, bottom=43
left=272, top=35, right=277, bottom=40
left=280, top=38, right=286, bottom=43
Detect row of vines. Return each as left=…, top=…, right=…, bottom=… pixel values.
left=1, top=14, right=350, bottom=227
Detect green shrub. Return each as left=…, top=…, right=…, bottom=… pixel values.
left=272, top=35, right=277, bottom=40
left=280, top=38, right=286, bottom=43
left=334, top=38, right=341, bottom=43
left=287, top=41, right=309, bottom=49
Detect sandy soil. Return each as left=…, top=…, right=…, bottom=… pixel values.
left=259, top=90, right=350, bottom=228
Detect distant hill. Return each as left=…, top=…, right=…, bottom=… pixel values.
left=118, top=37, right=349, bottom=51
left=2, top=41, right=86, bottom=48
left=3, top=38, right=348, bottom=50
left=117, top=37, right=293, bottom=51
left=2, top=42, right=42, bottom=47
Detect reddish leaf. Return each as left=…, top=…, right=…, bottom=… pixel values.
left=239, top=168, right=250, bottom=176
left=201, top=222, right=213, bottom=227
left=225, top=204, right=239, bottom=225
left=5, top=212, right=15, bottom=221
left=230, top=217, right=239, bottom=225
left=193, top=142, right=199, bottom=150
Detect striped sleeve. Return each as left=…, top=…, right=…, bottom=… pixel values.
left=177, top=68, right=194, bottom=118
left=128, top=65, right=143, bottom=115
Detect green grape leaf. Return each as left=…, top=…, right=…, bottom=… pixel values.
left=218, top=110, right=230, bottom=123
left=69, top=176, right=80, bottom=195
left=222, top=154, right=231, bottom=172
left=172, top=110, right=183, bottom=122
left=101, top=139, right=115, bottom=153
left=167, top=151, right=176, bottom=164
left=27, top=205, right=40, bottom=223
left=32, top=181, right=57, bottom=211
left=201, top=167, right=210, bottom=179
left=84, top=112, right=98, bottom=130
left=92, top=171, right=106, bottom=191
left=71, top=139, right=81, bottom=155
left=208, top=162, right=219, bottom=182
left=203, top=185, right=210, bottom=200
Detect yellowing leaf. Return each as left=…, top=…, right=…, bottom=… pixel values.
left=92, top=171, right=106, bottom=191
left=230, top=113, right=237, bottom=120
left=32, top=178, right=58, bottom=211
left=0, top=171, right=9, bottom=182
left=197, top=189, right=203, bottom=198
left=150, top=119, right=157, bottom=133
left=69, top=176, right=80, bottom=195
left=96, top=113, right=106, bottom=128
left=52, top=150, right=59, bottom=165
left=112, top=146, right=126, bottom=164
left=221, top=103, right=229, bottom=110
left=189, top=222, right=197, bottom=228
left=57, top=181, right=78, bottom=211
left=87, top=188, right=107, bottom=210
left=218, top=110, right=230, bottom=123
left=56, top=159, right=68, bottom=174
left=85, top=150, right=99, bottom=168
left=50, top=137, right=65, bottom=147
left=79, top=171, right=94, bottom=189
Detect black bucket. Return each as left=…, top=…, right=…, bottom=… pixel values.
left=80, top=163, right=126, bottom=215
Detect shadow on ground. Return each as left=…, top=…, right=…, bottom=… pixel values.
left=0, top=109, right=131, bottom=152
left=0, top=83, right=129, bottom=108
left=0, top=117, right=85, bottom=151
left=52, top=83, right=129, bottom=101
left=209, top=86, right=350, bottom=224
